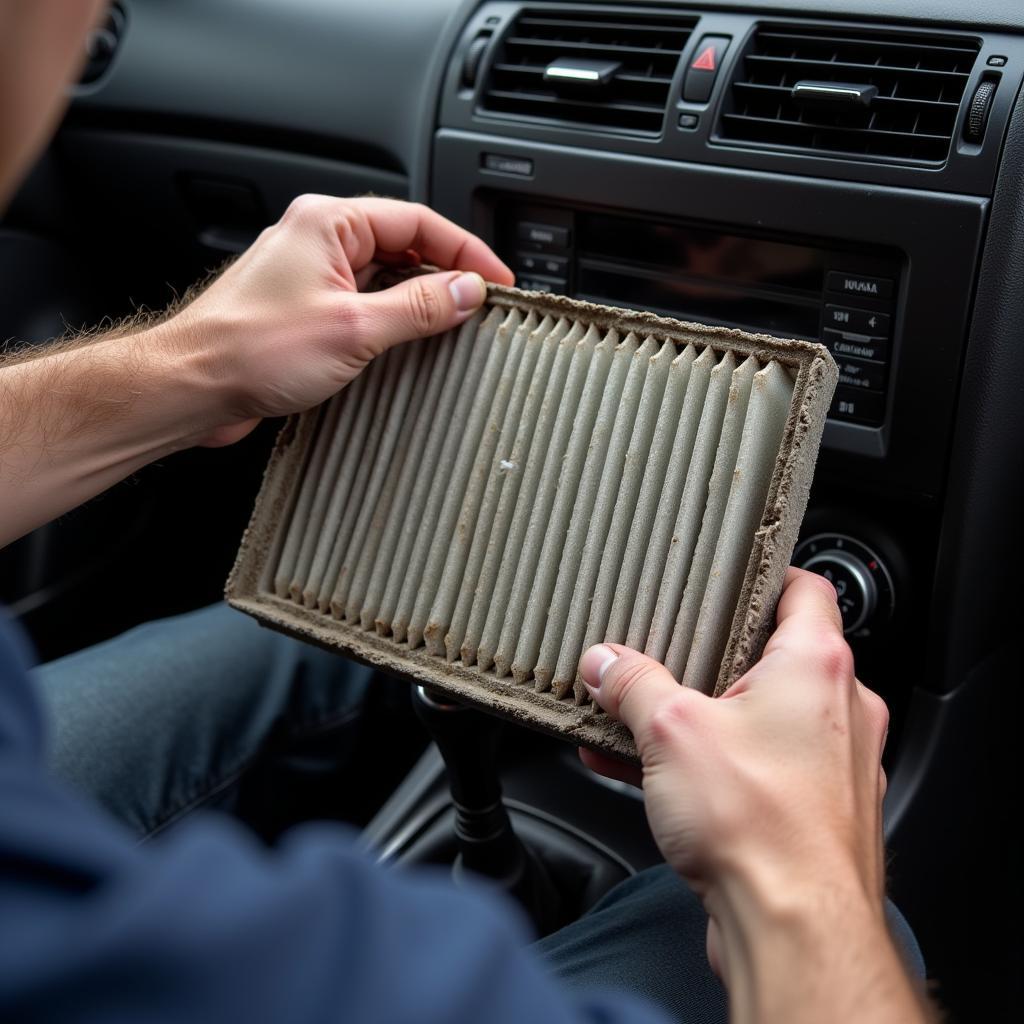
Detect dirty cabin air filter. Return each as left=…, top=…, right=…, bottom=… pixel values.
left=228, top=282, right=838, bottom=760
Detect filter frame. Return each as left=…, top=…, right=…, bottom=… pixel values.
left=227, top=282, right=837, bottom=761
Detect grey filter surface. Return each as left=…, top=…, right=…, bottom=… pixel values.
left=228, top=282, right=838, bottom=760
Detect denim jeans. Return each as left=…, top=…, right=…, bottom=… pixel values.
left=32, top=603, right=924, bottom=1024
left=34, top=603, right=374, bottom=838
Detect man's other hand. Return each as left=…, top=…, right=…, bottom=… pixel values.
left=163, top=195, right=514, bottom=447
left=577, top=569, right=923, bottom=1023
left=579, top=567, right=888, bottom=904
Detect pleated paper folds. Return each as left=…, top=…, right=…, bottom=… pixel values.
left=267, top=303, right=797, bottom=699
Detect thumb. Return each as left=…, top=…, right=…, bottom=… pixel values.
left=579, top=643, right=691, bottom=743
left=354, top=270, right=487, bottom=352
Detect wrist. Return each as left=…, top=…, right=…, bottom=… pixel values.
left=0, top=308, right=251, bottom=547
left=708, top=840, right=884, bottom=968
left=710, top=838, right=882, bottom=921
left=142, top=313, right=250, bottom=448
left=704, top=857, right=923, bottom=1024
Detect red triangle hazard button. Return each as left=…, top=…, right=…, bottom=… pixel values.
left=691, top=45, right=717, bottom=71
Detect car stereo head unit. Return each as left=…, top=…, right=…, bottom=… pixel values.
left=499, top=201, right=902, bottom=428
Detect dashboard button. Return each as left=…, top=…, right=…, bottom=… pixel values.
left=823, top=329, right=887, bottom=363
left=538, top=255, right=568, bottom=276
left=830, top=386, right=886, bottom=424
left=824, top=305, right=890, bottom=336
left=794, top=534, right=894, bottom=636
left=482, top=153, right=534, bottom=177
left=682, top=36, right=730, bottom=103
left=517, top=222, right=570, bottom=249
left=836, top=357, right=887, bottom=392
left=826, top=271, right=894, bottom=300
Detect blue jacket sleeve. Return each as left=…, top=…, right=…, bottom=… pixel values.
left=0, top=617, right=667, bottom=1024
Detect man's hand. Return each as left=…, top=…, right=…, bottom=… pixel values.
left=578, top=568, right=929, bottom=1024
left=580, top=568, right=888, bottom=905
left=0, top=196, right=512, bottom=546
left=164, top=195, right=514, bottom=446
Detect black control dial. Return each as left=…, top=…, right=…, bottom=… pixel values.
left=793, top=534, right=894, bottom=637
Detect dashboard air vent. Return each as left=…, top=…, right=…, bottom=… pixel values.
left=480, top=7, right=696, bottom=134
left=718, top=27, right=980, bottom=163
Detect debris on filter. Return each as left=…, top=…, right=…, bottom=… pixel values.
left=498, top=459, right=516, bottom=472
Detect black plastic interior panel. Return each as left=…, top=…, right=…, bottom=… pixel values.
left=56, top=130, right=408, bottom=259
left=70, top=0, right=463, bottom=175
left=69, top=2, right=1024, bottom=203
left=927, top=75, right=1024, bottom=695
left=0, top=231, right=105, bottom=343
left=884, top=90, right=1024, bottom=980
left=441, top=4, right=1024, bottom=196
left=618, top=0, right=1024, bottom=30
left=432, top=128, right=985, bottom=498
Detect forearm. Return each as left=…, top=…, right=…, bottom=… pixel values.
left=0, top=323, right=219, bottom=547
left=0, top=196, right=510, bottom=551
left=711, top=863, right=932, bottom=1024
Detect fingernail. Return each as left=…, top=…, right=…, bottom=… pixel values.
left=449, top=271, right=486, bottom=311
left=580, top=643, right=618, bottom=689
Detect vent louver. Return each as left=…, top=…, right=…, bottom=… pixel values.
left=228, top=282, right=839, bottom=759
left=479, top=7, right=696, bottom=134
left=719, top=27, right=980, bottom=163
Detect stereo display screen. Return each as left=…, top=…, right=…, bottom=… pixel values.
left=576, top=212, right=828, bottom=340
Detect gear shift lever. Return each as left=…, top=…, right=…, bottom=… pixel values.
left=413, top=685, right=559, bottom=931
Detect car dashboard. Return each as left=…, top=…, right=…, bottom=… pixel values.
left=2, top=1, right=1022, bottom=1017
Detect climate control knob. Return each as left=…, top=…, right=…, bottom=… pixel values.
left=793, top=534, right=894, bottom=637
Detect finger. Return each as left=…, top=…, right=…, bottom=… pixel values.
left=856, top=678, right=890, bottom=757
left=764, top=566, right=845, bottom=656
left=352, top=269, right=487, bottom=353
left=351, top=198, right=515, bottom=283
left=577, top=746, right=643, bottom=788
left=706, top=919, right=725, bottom=981
left=713, top=568, right=850, bottom=701
left=579, top=643, right=689, bottom=739
left=778, top=566, right=844, bottom=631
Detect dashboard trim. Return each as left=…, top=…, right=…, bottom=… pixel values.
left=432, top=127, right=987, bottom=498
left=440, top=4, right=1024, bottom=197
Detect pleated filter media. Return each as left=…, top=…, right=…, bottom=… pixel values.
left=228, top=283, right=837, bottom=759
